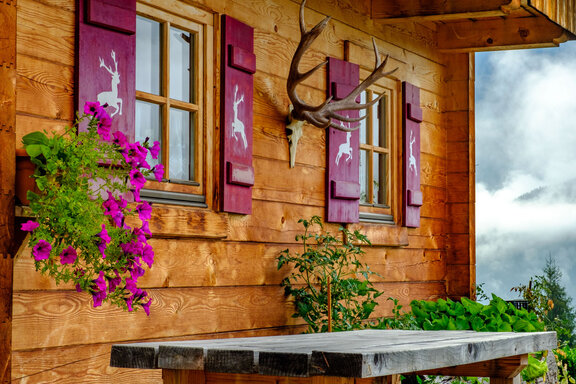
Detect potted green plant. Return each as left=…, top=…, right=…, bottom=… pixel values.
left=20, top=101, right=163, bottom=315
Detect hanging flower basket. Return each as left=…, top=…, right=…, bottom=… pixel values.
left=20, top=102, right=163, bottom=315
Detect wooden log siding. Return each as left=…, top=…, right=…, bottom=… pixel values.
left=11, top=0, right=477, bottom=382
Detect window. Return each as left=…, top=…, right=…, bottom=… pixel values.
left=135, top=3, right=214, bottom=204
left=359, top=79, right=398, bottom=223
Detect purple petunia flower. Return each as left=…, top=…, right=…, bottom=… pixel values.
left=129, top=169, right=147, bottom=190
left=21, top=220, right=39, bottom=232
left=60, top=246, right=77, bottom=264
left=136, top=202, right=152, bottom=221
left=142, top=244, right=154, bottom=268
left=97, top=116, right=112, bottom=141
left=140, top=220, right=151, bottom=236
left=150, top=141, right=161, bottom=160
left=84, top=101, right=102, bottom=116
left=33, top=240, right=51, bottom=261
left=153, top=164, right=164, bottom=182
left=142, top=298, right=152, bottom=316
left=108, top=270, right=122, bottom=294
left=112, top=131, right=128, bottom=147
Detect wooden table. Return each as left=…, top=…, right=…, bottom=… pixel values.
left=110, top=329, right=557, bottom=384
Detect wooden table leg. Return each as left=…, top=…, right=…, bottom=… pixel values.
left=163, top=369, right=206, bottom=384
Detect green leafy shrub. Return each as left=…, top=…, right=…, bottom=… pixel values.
left=277, top=216, right=381, bottom=333
left=410, top=294, right=545, bottom=332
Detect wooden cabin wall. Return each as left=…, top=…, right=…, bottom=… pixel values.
left=11, top=0, right=474, bottom=382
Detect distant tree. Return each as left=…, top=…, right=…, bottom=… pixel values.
left=512, top=255, right=576, bottom=346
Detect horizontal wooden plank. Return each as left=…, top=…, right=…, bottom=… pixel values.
left=438, top=16, right=569, bottom=52
left=420, top=153, right=446, bottom=189
left=347, top=223, right=408, bottom=247
left=16, top=238, right=447, bottom=292
left=17, top=0, right=75, bottom=66
left=445, top=111, right=472, bottom=143
left=253, top=157, right=325, bottom=206
left=253, top=113, right=326, bottom=168
left=446, top=233, right=474, bottom=265
left=447, top=172, right=473, bottom=203
left=446, top=202, right=473, bottom=235
left=446, top=264, right=473, bottom=299
left=16, top=56, right=75, bottom=120
left=15, top=114, right=69, bottom=149
left=137, top=205, right=229, bottom=239
left=419, top=185, right=446, bottom=219
left=371, top=0, right=515, bottom=20
left=12, top=286, right=296, bottom=350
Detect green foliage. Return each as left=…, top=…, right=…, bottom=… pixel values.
left=556, top=346, right=576, bottom=380
left=410, top=294, right=545, bottom=333
left=512, top=255, right=576, bottom=346
left=277, top=216, right=382, bottom=333
left=521, top=353, right=549, bottom=382
left=371, top=297, right=419, bottom=330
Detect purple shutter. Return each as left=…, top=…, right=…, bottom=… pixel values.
left=77, top=0, right=136, bottom=141
left=402, top=81, right=422, bottom=228
left=326, top=57, right=360, bottom=223
left=220, top=16, right=256, bottom=215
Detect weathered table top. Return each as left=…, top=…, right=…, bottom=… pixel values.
left=110, top=329, right=557, bottom=378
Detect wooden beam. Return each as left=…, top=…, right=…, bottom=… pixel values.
left=371, top=0, right=525, bottom=22
left=0, top=0, right=16, bottom=383
left=437, top=16, right=571, bottom=52
left=415, top=354, right=528, bottom=379
left=0, top=0, right=17, bottom=382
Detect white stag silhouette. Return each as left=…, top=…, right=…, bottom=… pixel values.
left=231, top=84, right=247, bottom=150
left=335, top=119, right=353, bottom=166
left=98, top=50, right=123, bottom=117
left=408, top=129, right=417, bottom=176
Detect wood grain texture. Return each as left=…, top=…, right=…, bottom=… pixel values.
left=17, top=0, right=75, bottom=66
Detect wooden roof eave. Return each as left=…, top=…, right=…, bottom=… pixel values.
left=436, top=16, right=575, bottom=53
left=370, top=0, right=576, bottom=52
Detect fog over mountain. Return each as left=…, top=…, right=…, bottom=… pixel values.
left=475, top=44, right=576, bottom=302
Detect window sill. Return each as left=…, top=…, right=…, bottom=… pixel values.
left=140, top=189, right=207, bottom=208
left=348, top=219, right=408, bottom=247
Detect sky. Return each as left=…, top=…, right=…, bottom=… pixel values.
left=475, top=42, right=576, bottom=302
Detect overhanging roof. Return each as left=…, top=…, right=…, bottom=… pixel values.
left=371, top=0, right=576, bottom=52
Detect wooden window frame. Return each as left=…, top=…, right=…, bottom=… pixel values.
left=135, top=1, right=214, bottom=206
left=359, top=76, right=400, bottom=223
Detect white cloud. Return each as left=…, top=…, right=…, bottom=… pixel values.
left=475, top=44, right=576, bottom=302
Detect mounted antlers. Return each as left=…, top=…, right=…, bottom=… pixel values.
left=286, top=0, right=397, bottom=167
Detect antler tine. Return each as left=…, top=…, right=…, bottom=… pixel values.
left=288, top=0, right=332, bottom=116
left=372, top=37, right=381, bottom=68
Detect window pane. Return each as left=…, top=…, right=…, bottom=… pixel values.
left=359, top=92, right=368, bottom=144
left=136, top=16, right=161, bottom=95
left=373, top=152, right=387, bottom=205
left=135, top=100, right=161, bottom=166
left=360, top=149, right=369, bottom=204
left=169, top=108, right=195, bottom=181
left=170, top=27, right=193, bottom=102
left=372, top=94, right=387, bottom=148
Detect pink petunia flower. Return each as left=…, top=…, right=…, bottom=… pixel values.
left=21, top=220, right=39, bottom=232
left=33, top=240, right=51, bottom=261
left=150, top=141, right=161, bottom=159
left=60, top=246, right=77, bottom=264
left=153, top=164, right=164, bottom=182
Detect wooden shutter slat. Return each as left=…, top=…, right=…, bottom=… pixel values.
left=402, top=81, right=422, bottom=227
